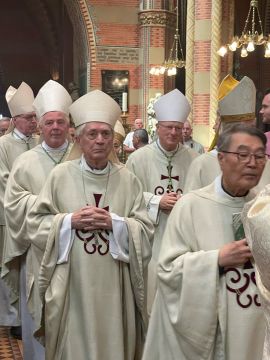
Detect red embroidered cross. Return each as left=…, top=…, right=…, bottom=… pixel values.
left=76, top=193, right=110, bottom=256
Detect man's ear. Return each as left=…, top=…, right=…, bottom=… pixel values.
left=217, top=152, right=224, bottom=170
left=75, top=134, right=81, bottom=145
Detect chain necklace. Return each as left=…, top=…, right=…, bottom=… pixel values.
left=41, top=143, right=69, bottom=166
left=81, top=160, right=111, bottom=246
left=156, top=140, right=179, bottom=191
left=12, top=130, right=32, bottom=150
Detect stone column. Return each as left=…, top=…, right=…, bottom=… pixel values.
left=138, top=6, right=176, bottom=126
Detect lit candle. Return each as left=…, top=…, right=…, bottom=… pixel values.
left=122, top=92, right=127, bottom=112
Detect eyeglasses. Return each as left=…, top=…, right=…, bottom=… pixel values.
left=14, top=114, right=37, bottom=122
left=158, top=124, right=182, bottom=132
left=86, top=130, right=113, bottom=140
left=221, top=150, right=268, bottom=164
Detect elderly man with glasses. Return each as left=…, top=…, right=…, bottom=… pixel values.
left=126, top=89, right=198, bottom=312
left=0, top=82, right=37, bottom=339
left=143, top=124, right=267, bottom=360
left=2, top=80, right=73, bottom=360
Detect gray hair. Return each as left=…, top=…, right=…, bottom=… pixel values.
left=39, top=112, right=70, bottom=126
left=134, top=128, right=149, bottom=144
left=220, top=119, right=255, bottom=133
left=0, top=117, right=10, bottom=122
left=217, top=124, right=267, bottom=151
left=75, top=123, right=86, bottom=137
left=75, top=122, right=114, bottom=137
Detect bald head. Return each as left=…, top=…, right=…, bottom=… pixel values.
left=134, top=118, right=143, bottom=130
left=182, top=120, right=192, bottom=141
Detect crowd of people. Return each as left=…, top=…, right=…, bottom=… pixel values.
left=0, top=73, right=270, bottom=360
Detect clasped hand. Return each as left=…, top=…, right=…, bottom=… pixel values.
left=218, top=238, right=252, bottom=268
left=71, top=205, right=112, bottom=231
left=159, top=192, right=181, bottom=213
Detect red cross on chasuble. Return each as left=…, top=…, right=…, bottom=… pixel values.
left=75, top=193, right=110, bottom=255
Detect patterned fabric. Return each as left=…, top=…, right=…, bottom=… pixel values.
left=243, top=184, right=270, bottom=360
left=0, top=327, right=22, bottom=359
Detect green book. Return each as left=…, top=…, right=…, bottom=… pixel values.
left=232, top=212, right=245, bottom=241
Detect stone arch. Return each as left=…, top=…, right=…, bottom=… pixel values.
left=64, top=0, right=98, bottom=92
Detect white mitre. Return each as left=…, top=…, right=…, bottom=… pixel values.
left=33, top=80, right=72, bottom=119
left=219, top=76, right=256, bottom=122
left=6, top=82, right=35, bottom=117
left=153, top=88, right=191, bottom=123
left=69, top=89, right=121, bottom=129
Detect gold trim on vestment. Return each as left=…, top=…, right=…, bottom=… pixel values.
left=220, top=113, right=255, bottom=123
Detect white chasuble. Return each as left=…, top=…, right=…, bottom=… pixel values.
left=0, top=133, right=38, bottom=259
left=0, top=133, right=37, bottom=326
left=27, top=160, right=153, bottom=360
left=183, top=150, right=220, bottom=193
left=143, top=180, right=265, bottom=360
left=2, top=143, right=72, bottom=327
left=126, top=141, right=197, bottom=311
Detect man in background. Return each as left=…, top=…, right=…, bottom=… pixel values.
left=123, top=118, right=143, bottom=154
left=2, top=80, right=72, bottom=359
left=260, top=88, right=270, bottom=155
left=0, top=117, right=10, bottom=137
left=182, top=120, right=204, bottom=154
left=0, top=81, right=37, bottom=339
left=133, top=128, right=149, bottom=150
left=127, top=89, right=197, bottom=312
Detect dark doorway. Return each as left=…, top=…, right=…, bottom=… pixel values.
left=0, top=0, right=74, bottom=116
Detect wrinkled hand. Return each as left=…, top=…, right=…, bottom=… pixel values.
left=159, top=192, right=181, bottom=213
left=218, top=238, right=252, bottom=268
left=71, top=206, right=112, bottom=231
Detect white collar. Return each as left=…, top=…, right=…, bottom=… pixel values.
left=42, top=140, right=68, bottom=152
left=80, top=155, right=111, bottom=175
left=157, top=138, right=179, bottom=156
left=13, top=128, right=30, bottom=140
left=215, top=175, right=247, bottom=200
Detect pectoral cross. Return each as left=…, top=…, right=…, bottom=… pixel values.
left=160, top=164, right=179, bottom=192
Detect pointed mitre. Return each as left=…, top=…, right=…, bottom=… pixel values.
left=33, top=80, right=72, bottom=119
left=114, top=119, right=126, bottom=142
left=69, top=89, right=121, bottom=129
left=6, top=82, right=35, bottom=117
left=218, top=75, right=256, bottom=122
left=153, top=89, right=191, bottom=123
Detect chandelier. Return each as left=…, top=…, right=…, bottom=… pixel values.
left=217, top=0, right=270, bottom=58
left=149, top=0, right=185, bottom=76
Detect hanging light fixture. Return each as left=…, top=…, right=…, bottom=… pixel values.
left=217, top=0, right=270, bottom=58
left=150, top=0, right=185, bottom=76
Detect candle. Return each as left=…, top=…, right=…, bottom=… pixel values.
left=122, top=92, right=127, bottom=112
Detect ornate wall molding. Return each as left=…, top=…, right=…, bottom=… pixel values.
left=209, top=0, right=222, bottom=144
left=138, top=10, right=176, bottom=28
left=185, top=0, right=195, bottom=121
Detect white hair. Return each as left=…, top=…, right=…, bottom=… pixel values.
left=75, top=122, right=114, bottom=137
left=75, top=123, right=86, bottom=136
left=39, top=112, right=70, bottom=126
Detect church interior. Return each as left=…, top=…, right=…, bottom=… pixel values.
left=0, top=0, right=270, bottom=147
left=1, top=0, right=270, bottom=358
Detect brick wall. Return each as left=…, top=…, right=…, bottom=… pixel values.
left=87, top=0, right=141, bottom=125
left=195, top=0, right=211, bottom=20
left=193, top=0, right=212, bottom=127
left=194, top=41, right=211, bottom=72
